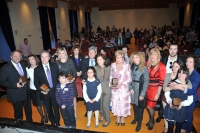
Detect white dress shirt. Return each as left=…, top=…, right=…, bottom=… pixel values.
left=26, top=67, right=36, bottom=90
left=166, top=55, right=177, bottom=74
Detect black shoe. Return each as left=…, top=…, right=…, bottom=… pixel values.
left=51, top=122, right=55, bottom=126
left=84, top=112, right=87, bottom=117
left=148, top=122, right=155, bottom=130
left=146, top=121, right=150, bottom=127
left=41, top=116, right=45, bottom=124
left=115, top=122, right=119, bottom=126
left=156, top=116, right=163, bottom=123
left=55, top=123, right=60, bottom=127
left=121, top=123, right=125, bottom=126
left=131, top=118, right=137, bottom=124
left=136, top=125, right=141, bottom=132
left=192, top=124, right=197, bottom=133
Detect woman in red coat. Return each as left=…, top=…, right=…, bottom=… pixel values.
left=146, top=48, right=166, bottom=130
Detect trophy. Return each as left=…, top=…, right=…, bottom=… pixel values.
left=40, top=84, right=49, bottom=93
left=67, top=74, right=73, bottom=81
left=111, top=78, right=118, bottom=87
left=19, top=76, right=26, bottom=86
left=172, top=98, right=181, bottom=109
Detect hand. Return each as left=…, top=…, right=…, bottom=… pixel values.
left=130, top=90, right=134, bottom=95
left=154, top=93, right=160, bottom=101
left=139, top=96, right=144, bottom=101
left=17, top=82, right=23, bottom=88
left=177, top=104, right=182, bottom=110
left=89, top=100, right=93, bottom=103
left=77, top=72, right=81, bottom=76
left=41, top=91, right=48, bottom=95
left=82, top=80, right=86, bottom=85
left=170, top=102, right=173, bottom=109
left=61, top=105, right=66, bottom=109
left=115, top=82, right=122, bottom=89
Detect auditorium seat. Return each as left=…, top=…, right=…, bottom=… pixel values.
left=75, top=77, right=83, bottom=98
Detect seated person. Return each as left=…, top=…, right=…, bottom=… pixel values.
left=65, top=40, right=72, bottom=51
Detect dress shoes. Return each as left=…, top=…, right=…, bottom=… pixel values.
left=55, top=123, right=60, bottom=127
left=121, top=123, right=125, bottom=126
left=156, top=116, right=163, bottom=123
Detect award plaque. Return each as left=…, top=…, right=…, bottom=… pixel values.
left=67, top=74, right=73, bottom=81
left=19, top=76, right=26, bottom=85
left=111, top=78, right=118, bottom=87
left=172, top=98, right=181, bottom=109
left=40, top=84, right=49, bottom=93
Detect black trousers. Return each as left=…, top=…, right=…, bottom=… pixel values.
left=157, top=90, right=164, bottom=116
left=44, top=96, right=60, bottom=123
left=12, top=93, right=32, bottom=122
left=133, top=104, right=144, bottom=123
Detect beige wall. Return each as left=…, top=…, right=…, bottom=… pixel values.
left=91, top=3, right=179, bottom=32
left=7, top=0, right=43, bottom=55
left=55, top=1, right=71, bottom=43
left=77, top=5, right=85, bottom=33
left=184, top=0, right=193, bottom=26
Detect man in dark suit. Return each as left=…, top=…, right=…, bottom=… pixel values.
left=82, top=46, right=97, bottom=117
left=34, top=50, right=60, bottom=126
left=0, top=50, right=32, bottom=122
left=82, top=46, right=97, bottom=79
left=156, top=43, right=183, bottom=123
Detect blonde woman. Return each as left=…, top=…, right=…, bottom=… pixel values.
left=129, top=52, right=149, bottom=132
left=56, top=47, right=78, bottom=118
left=146, top=48, right=166, bottom=130
left=109, top=50, right=132, bottom=126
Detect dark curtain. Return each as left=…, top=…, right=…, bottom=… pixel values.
left=85, top=12, right=91, bottom=35
left=0, top=0, right=15, bottom=51
left=191, top=2, right=199, bottom=26
left=48, top=7, right=57, bottom=45
left=38, top=6, right=51, bottom=50
left=68, top=10, right=78, bottom=39
left=179, top=7, right=185, bottom=28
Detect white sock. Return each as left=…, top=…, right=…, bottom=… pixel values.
left=94, top=110, right=99, bottom=125
left=87, top=111, right=92, bottom=126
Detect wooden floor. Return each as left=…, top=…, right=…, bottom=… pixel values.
left=0, top=38, right=200, bottom=133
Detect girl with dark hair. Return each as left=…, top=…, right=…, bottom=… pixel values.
left=83, top=66, right=102, bottom=128
left=26, top=54, right=48, bottom=124
left=164, top=66, right=193, bottom=133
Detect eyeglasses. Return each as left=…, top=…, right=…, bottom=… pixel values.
left=169, top=62, right=172, bottom=69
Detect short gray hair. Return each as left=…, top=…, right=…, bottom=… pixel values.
left=88, top=46, right=97, bottom=53
left=40, top=50, right=51, bottom=58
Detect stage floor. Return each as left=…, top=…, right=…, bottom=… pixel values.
left=0, top=96, right=200, bottom=133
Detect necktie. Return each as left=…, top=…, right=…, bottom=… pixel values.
left=45, top=66, right=53, bottom=88
left=91, top=60, right=94, bottom=66
left=16, top=63, right=24, bottom=76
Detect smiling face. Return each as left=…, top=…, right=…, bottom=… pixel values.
left=172, top=62, right=181, bottom=73
left=87, top=69, right=94, bottom=79
left=41, top=52, right=50, bottom=65
left=97, top=56, right=105, bottom=67
left=116, top=55, right=123, bottom=64
left=58, top=50, right=67, bottom=60
left=28, top=56, right=36, bottom=66
left=88, top=50, right=96, bottom=59
left=133, top=55, right=140, bottom=65
left=178, top=70, right=187, bottom=82
left=186, top=57, right=194, bottom=69
left=149, top=51, right=158, bottom=63
left=11, top=51, right=22, bottom=64
left=73, top=48, right=79, bottom=55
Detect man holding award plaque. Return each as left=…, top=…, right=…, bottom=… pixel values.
left=0, top=50, right=32, bottom=122
left=34, top=50, right=60, bottom=126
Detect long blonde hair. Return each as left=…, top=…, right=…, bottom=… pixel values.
left=130, top=51, right=145, bottom=70
left=57, top=47, right=68, bottom=61
left=148, top=48, right=161, bottom=67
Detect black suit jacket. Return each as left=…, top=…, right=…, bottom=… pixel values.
left=70, top=54, right=84, bottom=72
left=0, top=61, right=28, bottom=102
left=81, top=58, right=90, bottom=79
left=161, top=55, right=183, bottom=66
left=34, top=62, right=59, bottom=100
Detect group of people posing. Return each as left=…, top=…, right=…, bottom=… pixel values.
left=0, top=42, right=199, bottom=133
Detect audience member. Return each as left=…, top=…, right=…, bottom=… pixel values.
left=18, top=38, right=32, bottom=60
